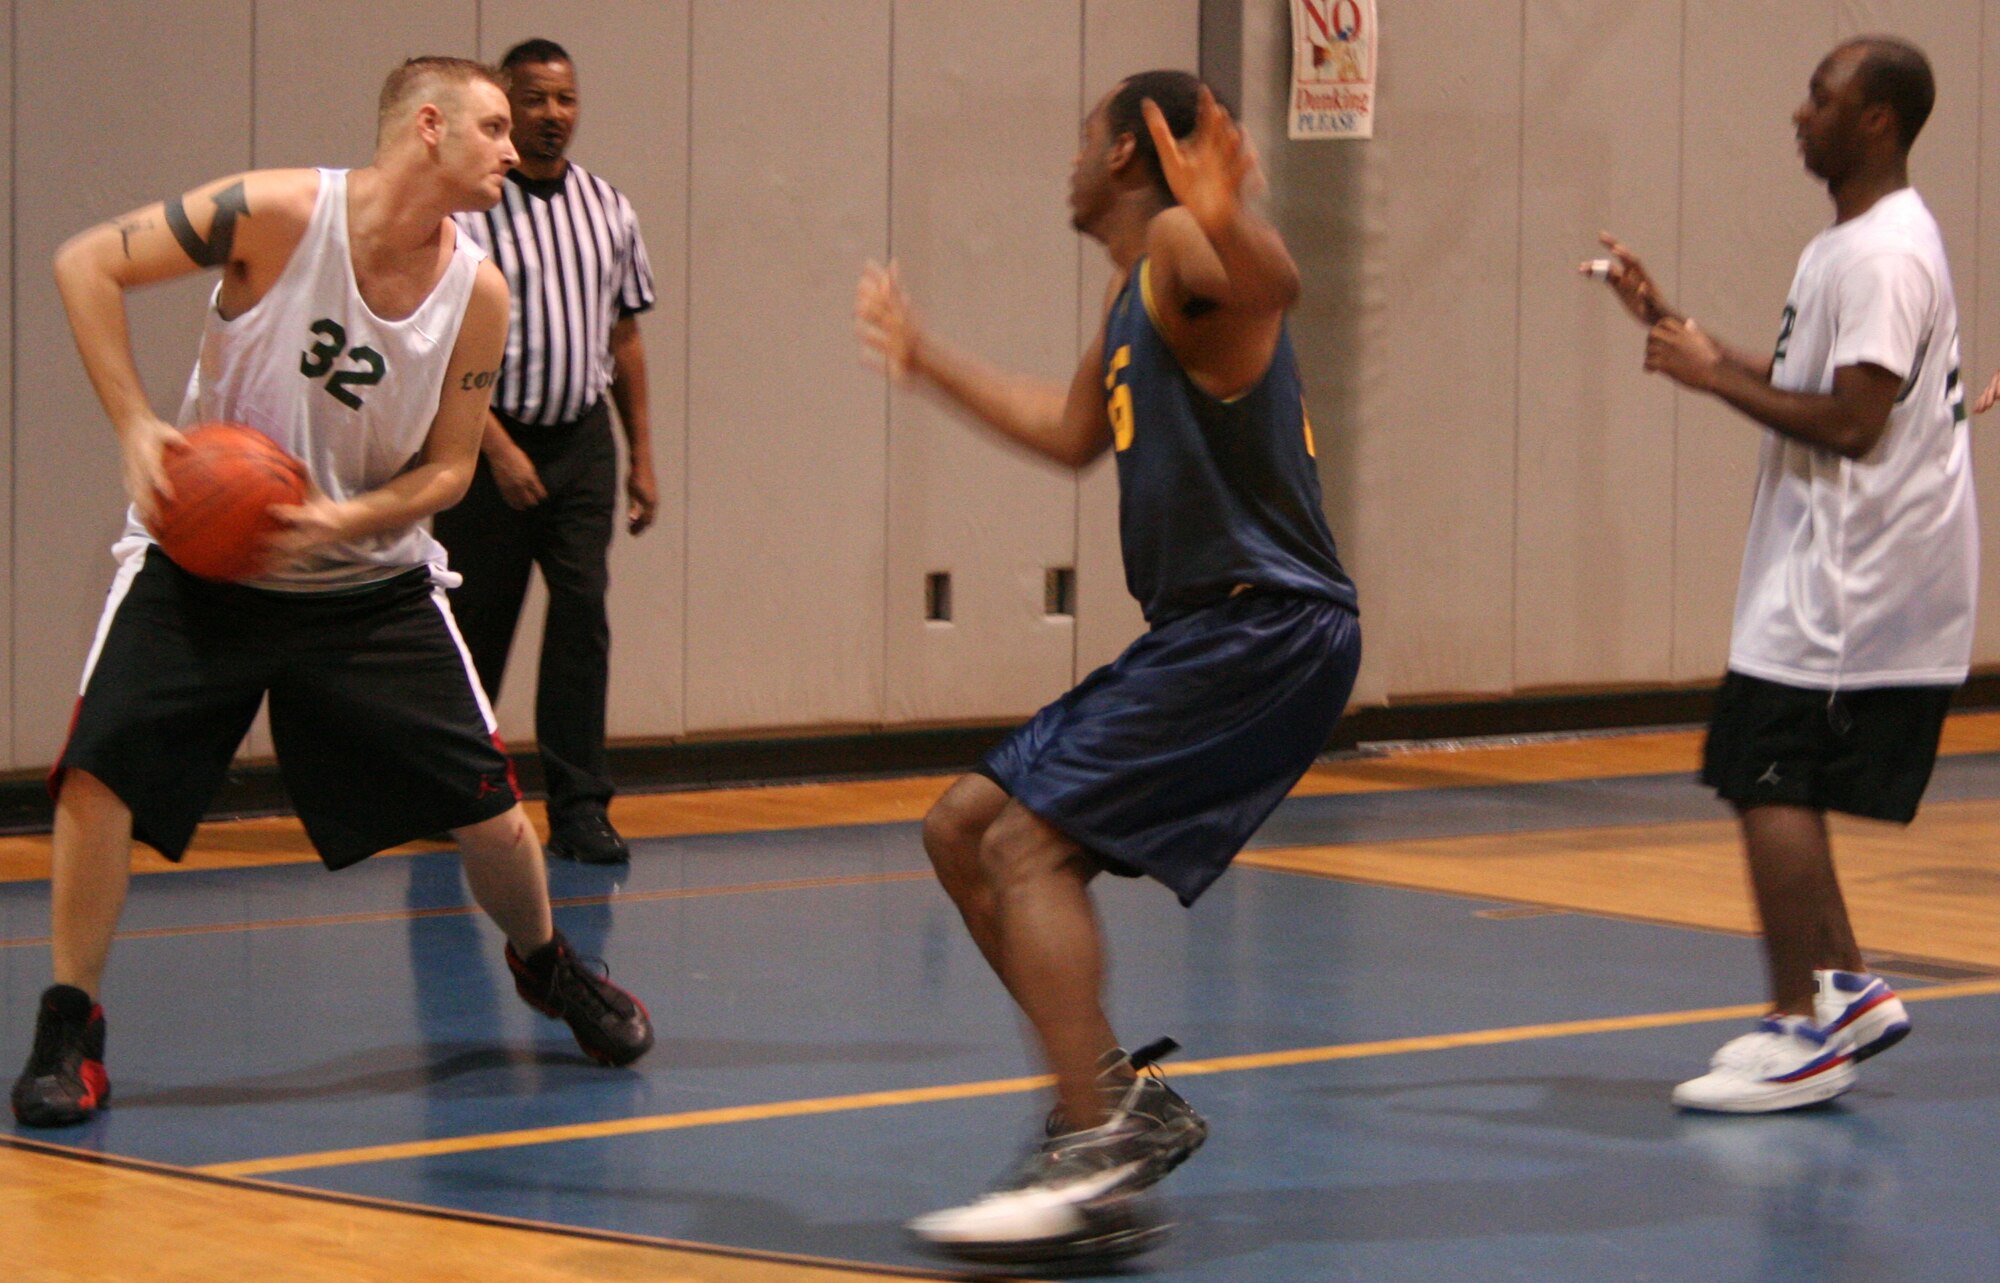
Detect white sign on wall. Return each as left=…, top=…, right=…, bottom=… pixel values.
left=1289, top=0, right=1377, bottom=140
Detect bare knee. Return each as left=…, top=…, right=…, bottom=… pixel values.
left=453, top=806, right=537, bottom=861
left=976, top=803, right=1082, bottom=897
left=55, top=768, right=123, bottom=818
left=924, top=776, right=1006, bottom=887
left=51, top=768, right=133, bottom=856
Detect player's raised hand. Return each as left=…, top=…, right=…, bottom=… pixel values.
left=1975, top=370, right=2000, bottom=415
left=1585, top=232, right=1676, bottom=327
left=856, top=259, right=923, bottom=383
left=1144, top=86, right=1253, bottom=238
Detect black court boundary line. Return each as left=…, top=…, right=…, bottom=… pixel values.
left=0, top=1133, right=998, bottom=1283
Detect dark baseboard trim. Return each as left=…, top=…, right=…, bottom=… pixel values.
left=7, top=674, right=2000, bottom=837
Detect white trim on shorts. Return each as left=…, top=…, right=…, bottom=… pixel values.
left=429, top=585, right=501, bottom=734
left=78, top=536, right=157, bottom=695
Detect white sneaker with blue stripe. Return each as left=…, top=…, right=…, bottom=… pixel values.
left=1814, top=969, right=1911, bottom=1062
left=1672, top=1015, right=1857, bottom=1113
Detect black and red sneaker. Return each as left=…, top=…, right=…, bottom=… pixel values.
left=12, top=984, right=111, bottom=1127
left=505, top=931, right=654, bottom=1067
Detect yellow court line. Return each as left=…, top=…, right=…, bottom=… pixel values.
left=197, top=977, right=2000, bottom=1179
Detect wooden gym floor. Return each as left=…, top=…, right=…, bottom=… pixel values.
left=5, top=717, right=1999, bottom=1280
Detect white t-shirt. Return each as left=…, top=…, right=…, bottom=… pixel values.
left=1728, top=187, right=1979, bottom=690
left=120, top=169, right=486, bottom=591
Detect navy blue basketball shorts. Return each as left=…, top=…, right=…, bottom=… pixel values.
left=53, top=545, right=522, bottom=867
left=981, top=592, right=1361, bottom=905
left=1701, top=669, right=1955, bottom=824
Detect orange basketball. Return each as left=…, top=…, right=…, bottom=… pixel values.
left=148, top=423, right=310, bottom=581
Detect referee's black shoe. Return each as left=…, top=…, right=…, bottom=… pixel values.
left=506, top=931, right=654, bottom=1066
left=12, top=984, right=111, bottom=1127
left=547, top=811, right=631, bottom=865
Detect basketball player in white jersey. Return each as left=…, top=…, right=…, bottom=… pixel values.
left=1590, top=36, right=1974, bottom=1113
left=13, top=57, right=653, bottom=1129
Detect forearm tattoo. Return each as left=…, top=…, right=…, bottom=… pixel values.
left=113, top=215, right=154, bottom=259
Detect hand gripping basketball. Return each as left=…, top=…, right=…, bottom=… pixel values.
left=147, top=422, right=309, bottom=581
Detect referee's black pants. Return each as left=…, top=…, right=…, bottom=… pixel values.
left=433, top=402, right=617, bottom=824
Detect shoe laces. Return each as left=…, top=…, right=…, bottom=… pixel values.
left=1001, top=1114, right=1153, bottom=1192
left=1044, top=1038, right=1188, bottom=1137
left=547, top=945, right=636, bottom=1021
left=25, top=1002, right=90, bottom=1078
left=1711, top=1018, right=1822, bottom=1071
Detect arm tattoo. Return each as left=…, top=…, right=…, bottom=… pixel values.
left=114, top=216, right=153, bottom=259
left=164, top=180, right=249, bottom=268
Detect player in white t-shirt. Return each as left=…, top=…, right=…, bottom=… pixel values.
left=13, top=58, right=653, bottom=1129
left=1590, top=36, right=1973, bottom=1114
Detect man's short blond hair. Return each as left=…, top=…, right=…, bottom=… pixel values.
left=376, top=56, right=505, bottom=144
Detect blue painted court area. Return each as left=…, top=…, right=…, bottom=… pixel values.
left=6, top=772, right=2000, bottom=1281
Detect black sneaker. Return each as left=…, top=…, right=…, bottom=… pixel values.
left=909, top=1037, right=1202, bottom=1264
left=12, top=984, right=111, bottom=1127
left=546, top=811, right=631, bottom=865
left=505, top=931, right=654, bottom=1066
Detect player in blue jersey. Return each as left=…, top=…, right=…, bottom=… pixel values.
left=858, top=70, right=1360, bottom=1264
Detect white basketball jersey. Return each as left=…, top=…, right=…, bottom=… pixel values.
left=121, top=168, right=487, bottom=590
left=1729, top=187, right=1979, bottom=689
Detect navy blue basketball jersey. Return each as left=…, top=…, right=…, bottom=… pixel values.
left=1103, top=258, right=1357, bottom=623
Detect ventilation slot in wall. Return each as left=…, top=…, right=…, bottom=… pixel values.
left=925, top=571, right=952, bottom=622
left=1045, top=567, right=1076, bottom=617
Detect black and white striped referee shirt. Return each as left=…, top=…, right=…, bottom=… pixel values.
left=454, top=162, right=655, bottom=427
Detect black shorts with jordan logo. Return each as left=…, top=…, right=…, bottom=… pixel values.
left=55, top=546, right=521, bottom=867
left=1701, top=669, right=1956, bottom=823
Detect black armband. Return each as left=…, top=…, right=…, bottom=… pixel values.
left=164, top=180, right=248, bottom=268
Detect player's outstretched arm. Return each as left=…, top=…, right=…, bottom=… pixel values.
left=1585, top=232, right=1770, bottom=380
left=56, top=170, right=317, bottom=518
left=1646, top=317, right=1898, bottom=458
left=856, top=259, right=1112, bottom=468
left=269, top=261, right=510, bottom=556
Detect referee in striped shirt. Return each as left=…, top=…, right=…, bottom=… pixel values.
left=436, top=38, right=656, bottom=865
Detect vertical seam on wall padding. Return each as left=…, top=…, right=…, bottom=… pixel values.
left=1975, top=2, right=1988, bottom=411
left=1671, top=0, right=1687, bottom=675
left=248, top=2, right=258, bottom=167
left=1510, top=1, right=1526, bottom=688
left=681, top=2, right=695, bottom=733
left=881, top=0, right=895, bottom=724
left=1072, top=0, right=1089, bottom=685
left=7, top=0, right=16, bottom=761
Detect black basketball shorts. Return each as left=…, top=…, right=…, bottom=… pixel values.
left=54, top=546, right=521, bottom=867
left=1701, top=669, right=1955, bottom=824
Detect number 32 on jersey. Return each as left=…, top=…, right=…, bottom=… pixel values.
left=299, top=318, right=385, bottom=410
